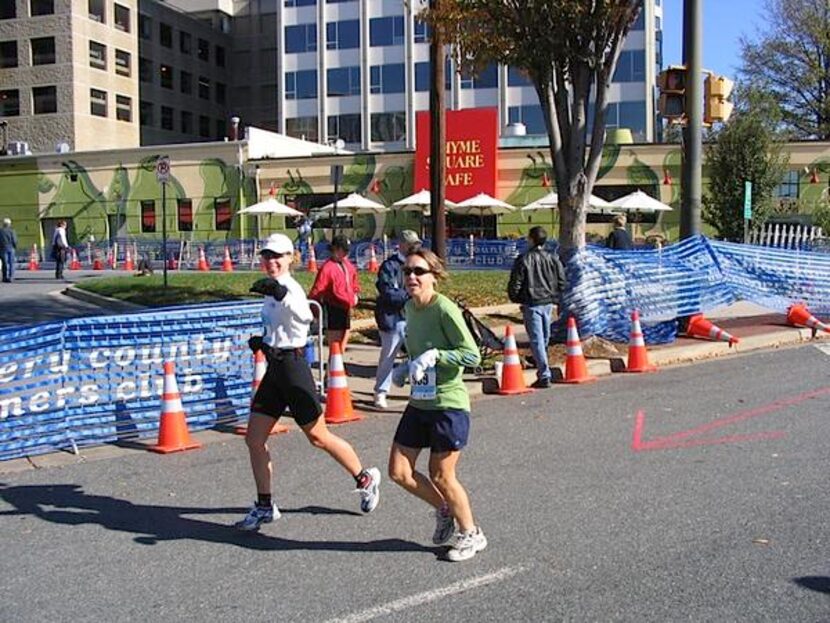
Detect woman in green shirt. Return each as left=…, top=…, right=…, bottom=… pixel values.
left=388, top=248, right=487, bottom=562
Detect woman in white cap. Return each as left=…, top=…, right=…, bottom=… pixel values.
left=236, top=232, right=381, bottom=531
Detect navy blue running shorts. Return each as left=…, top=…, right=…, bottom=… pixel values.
left=393, top=404, right=470, bottom=452
left=251, top=350, right=322, bottom=427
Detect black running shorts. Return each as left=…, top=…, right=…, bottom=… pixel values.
left=251, top=350, right=322, bottom=427
left=324, top=304, right=351, bottom=331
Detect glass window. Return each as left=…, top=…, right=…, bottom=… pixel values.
left=180, top=110, right=192, bottom=134
left=216, top=81, right=226, bottom=104
left=326, top=0, right=353, bottom=3
left=31, top=37, right=55, bottom=65
left=139, top=14, right=152, bottom=40
left=285, top=69, right=317, bottom=99
left=507, top=104, right=545, bottom=134
left=114, top=3, right=130, bottom=32
left=180, top=70, right=192, bottom=94
left=461, top=63, right=498, bottom=89
left=215, top=198, right=232, bottom=231
left=0, top=0, right=16, bottom=19
left=88, top=0, right=104, bottom=23
left=179, top=31, right=191, bottom=54
left=633, top=7, right=645, bottom=30
left=370, top=63, right=405, bottom=94
left=216, top=45, right=225, bottom=67
left=177, top=199, right=193, bottom=231
left=327, top=113, right=361, bottom=143
left=160, top=63, right=173, bottom=89
left=115, top=49, right=130, bottom=76
left=618, top=100, right=646, bottom=140
left=776, top=170, right=800, bottom=199
left=32, top=85, right=56, bottom=114
left=216, top=118, right=226, bottom=139
left=0, top=40, right=16, bottom=68
left=89, top=41, right=106, bottom=70
left=139, top=57, right=151, bottom=83
left=197, top=38, right=209, bottom=61
left=613, top=50, right=646, bottom=83
left=198, top=76, right=210, bottom=100
left=286, top=116, right=318, bottom=141
left=285, top=0, right=315, bottom=6
left=327, top=66, right=360, bottom=97
left=414, top=60, right=452, bottom=91
left=199, top=115, right=210, bottom=137
left=139, top=100, right=152, bottom=125
left=369, top=16, right=404, bottom=47
left=285, top=23, right=317, bottom=53
left=115, top=94, right=131, bottom=122
left=90, top=88, right=107, bottom=117
left=141, top=200, right=156, bottom=233
left=414, top=20, right=429, bottom=43
left=159, top=22, right=172, bottom=48
left=507, top=66, right=532, bottom=87
left=326, top=19, right=359, bottom=50
left=161, top=105, right=173, bottom=130
left=370, top=111, right=406, bottom=142
left=30, top=0, right=54, bottom=16
left=0, top=89, right=19, bottom=116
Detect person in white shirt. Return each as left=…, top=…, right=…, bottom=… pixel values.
left=235, top=233, right=381, bottom=531
left=51, top=220, right=69, bottom=279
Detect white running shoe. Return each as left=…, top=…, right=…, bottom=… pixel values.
left=447, top=527, right=487, bottom=562
left=373, top=393, right=388, bottom=409
left=355, top=467, right=381, bottom=513
left=235, top=503, right=279, bottom=531
left=432, top=505, right=455, bottom=545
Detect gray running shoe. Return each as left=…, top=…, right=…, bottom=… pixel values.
left=235, top=503, right=279, bottom=531
left=432, top=505, right=455, bottom=545
left=447, top=527, right=488, bottom=562
left=355, top=467, right=381, bottom=513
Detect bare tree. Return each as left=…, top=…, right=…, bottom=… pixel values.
left=425, top=0, right=641, bottom=252
left=740, top=0, right=830, bottom=139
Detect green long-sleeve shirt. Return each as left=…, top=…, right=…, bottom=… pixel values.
left=404, top=293, right=481, bottom=411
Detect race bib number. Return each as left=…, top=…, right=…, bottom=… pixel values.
left=410, top=366, right=437, bottom=400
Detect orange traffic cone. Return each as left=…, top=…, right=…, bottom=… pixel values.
left=324, top=341, right=362, bottom=425
left=307, top=244, right=318, bottom=273
left=498, top=325, right=533, bottom=395
left=367, top=245, right=379, bottom=273
left=92, top=250, right=103, bottom=271
left=69, top=248, right=81, bottom=270
left=557, top=317, right=597, bottom=384
left=28, top=244, right=39, bottom=271
left=167, top=253, right=178, bottom=270
left=197, top=246, right=209, bottom=272
left=124, top=246, right=135, bottom=271
left=149, top=361, right=202, bottom=454
left=108, top=248, right=118, bottom=270
left=235, top=350, right=290, bottom=436
left=221, top=246, right=234, bottom=272
left=787, top=303, right=830, bottom=335
left=684, top=313, right=739, bottom=346
left=625, top=310, right=657, bottom=373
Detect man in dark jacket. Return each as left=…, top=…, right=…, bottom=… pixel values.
left=606, top=214, right=633, bottom=250
left=507, top=226, right=567, bottom=388
left=0, top=218, right=18, bottom=283
left=372, top=230, right=421, bottom=409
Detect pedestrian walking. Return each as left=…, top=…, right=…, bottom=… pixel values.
left=372, top=229, right=421, bottom=410
left=236, top=233, right=381, bottom=531
left=0, top=218, right=18, bottom=283
left=51, top=219, right=70, bottom=279
left=387, top=248, right=486, bottom=562
left=308, top=235, right=360, bottom=352
left=606, top=214, right=633, bottom=250
left=507, top=226, right=567, bottom=388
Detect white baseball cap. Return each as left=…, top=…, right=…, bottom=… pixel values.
left=261, top=233, right=294, bottom=255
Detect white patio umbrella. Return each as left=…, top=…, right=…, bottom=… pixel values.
left=609, top=190, right=673, bottom=212
left=521, top=191, right=614, bottom=211
left=317, top=192, right=388, bottom=214
left=238, top=197, right=304, bottom=217
left=392, top=189, right=457, bottom=216
left=450, top=192, right=516, bottom=216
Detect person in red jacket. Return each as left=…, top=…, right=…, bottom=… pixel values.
left=308, top=235, right=360, bottom=352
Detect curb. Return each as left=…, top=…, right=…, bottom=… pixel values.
left=62, top=286, right=145, bottom=312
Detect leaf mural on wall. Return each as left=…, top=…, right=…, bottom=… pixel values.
left=341, top=154, right=377, bottom=192
left=626, top=151, right=660, bottom=193
left=506, top=151, right=553, bottom=206
left=662, top=149, right=682, bottom=205
left=43, top=161, right=108, bottom=241
left=597, top=144, right=621, bottom=181
left=129, top=156, right=186, bottom=238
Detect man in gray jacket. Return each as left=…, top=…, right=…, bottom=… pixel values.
left=507, top=226, right=567, bottom=388
left=0, top=218, right=18, bottom=283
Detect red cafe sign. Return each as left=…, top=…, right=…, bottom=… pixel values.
left=414, top=107, right=498, bottom=202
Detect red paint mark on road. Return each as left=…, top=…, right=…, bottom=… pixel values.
left=632, top=386, right=830, bottom=452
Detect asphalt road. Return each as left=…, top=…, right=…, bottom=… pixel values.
left=0, top=344, right=828, bottom=622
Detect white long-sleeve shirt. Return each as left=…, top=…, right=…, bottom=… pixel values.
left=52, top=226, right=69, bottom=249
left=261, top=273, right=314, bottom=349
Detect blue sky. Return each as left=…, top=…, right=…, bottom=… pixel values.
left=661, top=0, right=765, bottom=77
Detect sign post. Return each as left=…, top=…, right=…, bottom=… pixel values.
left=743, top=180, right=752, bottom=244
left=156, top=155, right=171, bottom=287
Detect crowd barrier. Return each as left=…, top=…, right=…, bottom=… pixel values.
left=3, top=236, right=830, bottom=460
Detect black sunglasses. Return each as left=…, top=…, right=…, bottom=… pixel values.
left=403, top=266, right=433, bottom=276
left=261, top=251, right=291, bottom=259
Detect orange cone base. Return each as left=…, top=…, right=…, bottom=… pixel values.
left=624, top=364, right=658, bottom=373
left=498, top=368, right=534, bottom=395
left=325, top=409, right=363, bottom=425
left=324, top=391, right=363, bottom=425
left=149, top=413, right=202, bottom=453
left=149, top=440, right=201, bottom=454
left=557, top=375, right=597, bottom=384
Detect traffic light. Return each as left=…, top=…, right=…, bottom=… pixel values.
left=704, top=74, right=734, bottom=124
left=657, top=66, right=687, bottom=121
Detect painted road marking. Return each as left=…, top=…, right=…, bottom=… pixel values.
left=324, top=565, right=526, bottom=623
left=632, top=385, right=830, bottom=452
left=814, top=343, right=830, bottom=357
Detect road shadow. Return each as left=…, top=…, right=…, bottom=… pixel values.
left=793, top=576, right=830, bottom=594
left=0, top=483, right=434, bottom=555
